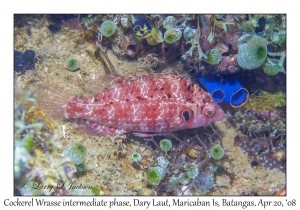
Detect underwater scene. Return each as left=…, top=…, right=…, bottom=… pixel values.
left=14, top=14, right=286, bottom=196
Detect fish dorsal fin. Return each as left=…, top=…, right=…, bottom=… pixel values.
left=82, top=74, right=122, bottom=97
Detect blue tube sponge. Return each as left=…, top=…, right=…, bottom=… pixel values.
left=197, top=74, right=249, bottom=108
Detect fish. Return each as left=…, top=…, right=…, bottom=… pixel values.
left=35, top=73, right=224, bottom=137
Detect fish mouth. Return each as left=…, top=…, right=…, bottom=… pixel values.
left=208, top=104, right=225, bottom=124
left=190, top=104, right=225, bottom=128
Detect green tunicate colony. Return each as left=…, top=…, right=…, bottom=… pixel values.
left=65, top=58, right=80, bottom=71
left=263, top=58, right=285, bottom=76
left=100, top=20, right=117, bottom=37
left=183, top=26, right=196, bottom=42
left=163, top=16, right=177, bottom=30
left=174, top=166, right=199, bottom=186
left=132, top=153, right=142, bottom=163
left=237, top=34, right=268, bottom=70
left=145, top=139, right=174, bottom=185
left=159, top=139, right=172, bottom=152
left=169, top=177, right=177, bottom=184
left=179, top=160, right=187, bottom=169
left=164, top=28, right=182, bottom=44
left=209, top=163, right=218, bottom=172
left=146, top=167, right=165, bottom=185
left=210, top=145, right=225, bottom=160
left=161, top=16, right=182, bottom=44
left=179, top=174, right=190, bottom=185
left=157, top=156, right=169, bottom=168
left=143, top=135, right=223, bottom=192
left=271, top=31, right=286, bottom=46
left=120, top=17, right=130, bottom=28
left=63, top=143, right=87, bottom=165
left=206, top=49, right=222, bottom=65
left=187, top=167, right=199, bottom=179
left=146, top=28, right=164, bottom=45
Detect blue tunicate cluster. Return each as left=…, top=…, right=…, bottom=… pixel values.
left=14, top=50, right=37, bottom=74
left=197, top=74, right=249, bottom=108
left=194, top=173, right=214, bottom=190
left=128, top=15, right=152, bottom=38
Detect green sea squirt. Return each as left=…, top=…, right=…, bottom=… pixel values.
left=164, top=28, right=182, bottom=44
left=157, top=156, right=169, bottom=169
left=65, top=58, right=80, bottom=71
left=263, top=57, right=285, bottom=76
left=187, top=166, right=199, bottom=179
left=183, top=26, right=196, bottom=42
left=210, top=145, right=225, bottom=160
left=146, top=167, right=165, bottom=185
left=163, top=16, right=177, bottom=30
left=63, top=143, right=87, bottom=165
left=132, top=153, right=142, bottom=163
left=206, top=49, right=222, bottom=65
left=159, top=139, right=172, bottom=152
left=237, top=34, right=267, bottom=70
left=99, top=20, right=117, bottom=37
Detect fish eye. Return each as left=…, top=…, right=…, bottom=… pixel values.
left=182, top=110, right=193, bottom=122
left=202, top=107, right=215, bottom=117
left=205, top=109, right=215, bottom=117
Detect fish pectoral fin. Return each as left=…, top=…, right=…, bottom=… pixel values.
left=72, top=119, right=126, bottom=136
left=170, top=118, right=181, bottom=129
left=132, top=132, right=160, bottom=138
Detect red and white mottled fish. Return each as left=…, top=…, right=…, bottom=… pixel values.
left=36, top=73, right=224, bottom=137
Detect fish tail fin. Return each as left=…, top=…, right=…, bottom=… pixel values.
left=35, top=83, right=72, bottom=120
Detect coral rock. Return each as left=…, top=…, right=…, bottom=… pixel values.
left=234, top=135, right=285, bottom=172
left=218, top=55, right=238, bottom=74
left=121, top=36, right=141, bottom=58
left=187, top=149, right=198, bottom=159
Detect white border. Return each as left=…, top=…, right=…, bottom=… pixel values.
left=2, top=0, right=299, bottom=209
